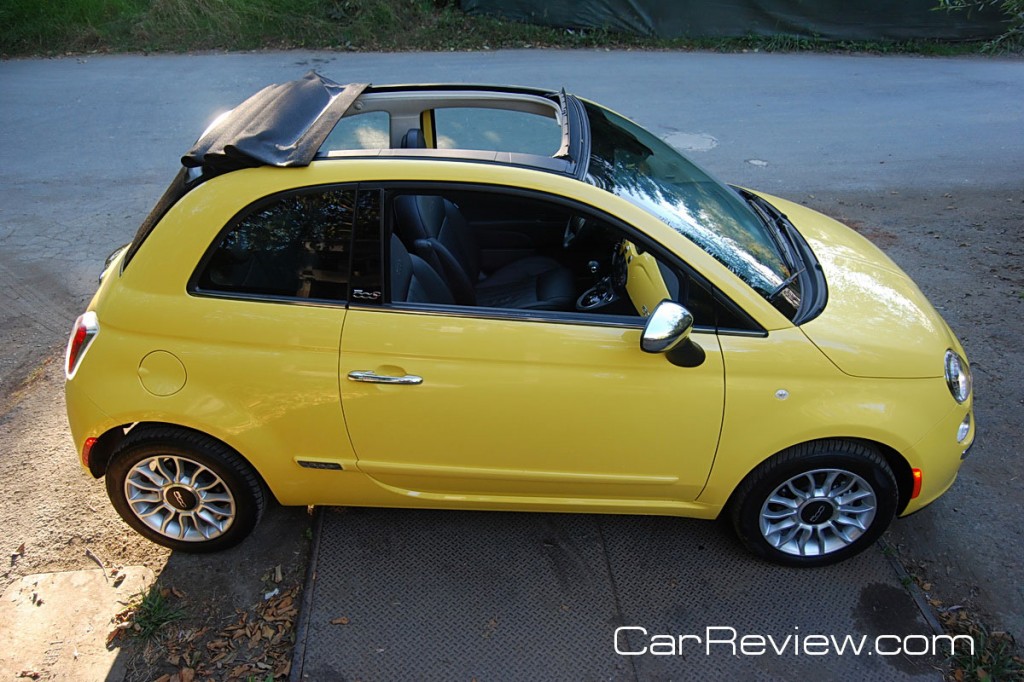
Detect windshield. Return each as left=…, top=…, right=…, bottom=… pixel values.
left=583, top=102, right=800, bottom=317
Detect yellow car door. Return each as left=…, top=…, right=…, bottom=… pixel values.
left=340, top=308, right=723, bottom=508
left=338, top=189, right=725, bottom=510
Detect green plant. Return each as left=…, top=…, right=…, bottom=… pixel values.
left=945, top=620, right=1024, bottom=681
left=936, top=0, right=1024, bottom=51
left=128, top=589, right=187, bottom=641
left=0, top=0, right=998, bottom=56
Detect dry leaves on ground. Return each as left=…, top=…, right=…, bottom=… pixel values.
left=192, top=585, right=300, bottom=680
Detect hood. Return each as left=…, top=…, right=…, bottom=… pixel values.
left=763, top=195, right=957, bottom=379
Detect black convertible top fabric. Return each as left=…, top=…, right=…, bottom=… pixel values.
left=182, top=72, right=368, bottom=173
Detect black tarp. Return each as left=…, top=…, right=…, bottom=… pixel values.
left=460, top=0, right=1007, bottom=41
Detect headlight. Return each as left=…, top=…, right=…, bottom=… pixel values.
left=944, top=350, right=972, bottom=404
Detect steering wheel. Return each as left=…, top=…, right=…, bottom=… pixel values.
left=563, top=215, right=589, bottom=249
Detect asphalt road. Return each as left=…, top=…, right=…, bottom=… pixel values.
left=2, top=51, right=1021, bottom=299
left=1, top=50, right=1022, bottom=649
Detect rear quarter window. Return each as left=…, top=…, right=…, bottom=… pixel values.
left=194, top=188, right=357, bottom=301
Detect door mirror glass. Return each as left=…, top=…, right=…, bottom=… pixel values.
left=641, top=301, right=694, bottom=353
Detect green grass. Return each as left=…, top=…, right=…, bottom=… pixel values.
left=0, top=0, right=1001, bottom=57
left=127, top=589, right=187, bottom=641
left=947, top=621, right=1024, bottom=681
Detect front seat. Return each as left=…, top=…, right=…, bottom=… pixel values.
left=393, top=194, right=575, bottom=311
left=389, top=234, right=454, bottom=305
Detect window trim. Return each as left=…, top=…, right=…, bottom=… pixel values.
left=361, top=181, right=765, bottom=336
left=186, top=182, right=361, bottom=307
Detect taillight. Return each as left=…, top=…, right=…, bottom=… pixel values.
left=81, top=437, right=97, bottom=468
left=65, top=311, right=99, bottom=379
left=910, top=468, right=923, bottom=499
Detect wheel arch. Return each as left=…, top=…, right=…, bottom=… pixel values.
left=87, top=421, right=276, bottom=501
left=721, top=436, right=915, bottom=518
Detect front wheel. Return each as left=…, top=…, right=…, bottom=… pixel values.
left=105, top=427, right=265, bottom=552
left=730, top=441, right=898, bottom=567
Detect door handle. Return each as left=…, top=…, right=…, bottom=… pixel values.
left=347, top=370, right=423, bottom=385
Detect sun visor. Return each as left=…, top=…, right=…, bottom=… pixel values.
left=183, top=71, right=368, bottom=172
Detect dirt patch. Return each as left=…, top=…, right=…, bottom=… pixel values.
left=801, top=185, right=1024, bottom=641
left=0, top=357, right=312, bottom=681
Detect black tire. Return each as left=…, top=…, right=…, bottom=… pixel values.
left=730, top=440, right=898, bottom=567
left=105, top=427, right=265, bottom=553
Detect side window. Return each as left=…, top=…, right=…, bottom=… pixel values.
left=321, top=111, right=390, bottom=151
left=195, top=188, right=356, bottom=301
left=433, top=108, right=561, bottom=156
left=385, top=187, right=722, bottom=329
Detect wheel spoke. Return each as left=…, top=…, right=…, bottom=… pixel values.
left=153, top=457, right=177, bottom=484
left=796, top=526, right=813, bottom=555
left=819, top=470, right=840, bottom=496
left=839, top=489, right=873, bottom=504
left=785, top=481, right=809, bottom=500
left=828, top=521, right=854, bottom=544
left=767, top=494, right=800, bottom=509
left=831, top=476, right=857, bottom=497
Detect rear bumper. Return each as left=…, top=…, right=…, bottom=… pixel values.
left=65, top=379, right=118, bottom=472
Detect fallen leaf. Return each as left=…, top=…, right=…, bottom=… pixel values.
left=16, top=543, right=25, bottom=555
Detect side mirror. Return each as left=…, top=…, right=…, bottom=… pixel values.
left=641, top=301, right=694, bottom=354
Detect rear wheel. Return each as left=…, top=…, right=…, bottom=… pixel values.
left=105, top=427, right=265, bottom=552
left=730, top=441, right=898, bottom=567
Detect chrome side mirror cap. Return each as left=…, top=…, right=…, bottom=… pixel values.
left=641, top=301, right=694, bottom=354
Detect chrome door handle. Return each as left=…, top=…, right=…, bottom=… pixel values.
left=347, top=370, right=423, bottom=385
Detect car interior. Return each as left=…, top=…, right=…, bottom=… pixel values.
left=381, top=123, right=710, bottom=322
left=386, top=184, right=716, bottom=323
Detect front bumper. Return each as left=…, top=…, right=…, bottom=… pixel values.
left=899, top=404, right=975, bottom=516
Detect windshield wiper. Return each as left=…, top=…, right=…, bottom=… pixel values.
left=768, top=268, right=806, bottom=303
left=744, top=194, right=799, bottom=272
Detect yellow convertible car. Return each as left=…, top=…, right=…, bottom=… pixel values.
left=64, top=72, right=974, bottom=566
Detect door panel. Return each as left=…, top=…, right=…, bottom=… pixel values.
left=339, top=308, right=724, bottom=504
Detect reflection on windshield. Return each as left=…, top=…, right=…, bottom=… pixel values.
left=584, top=102, right=799, bottom=318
